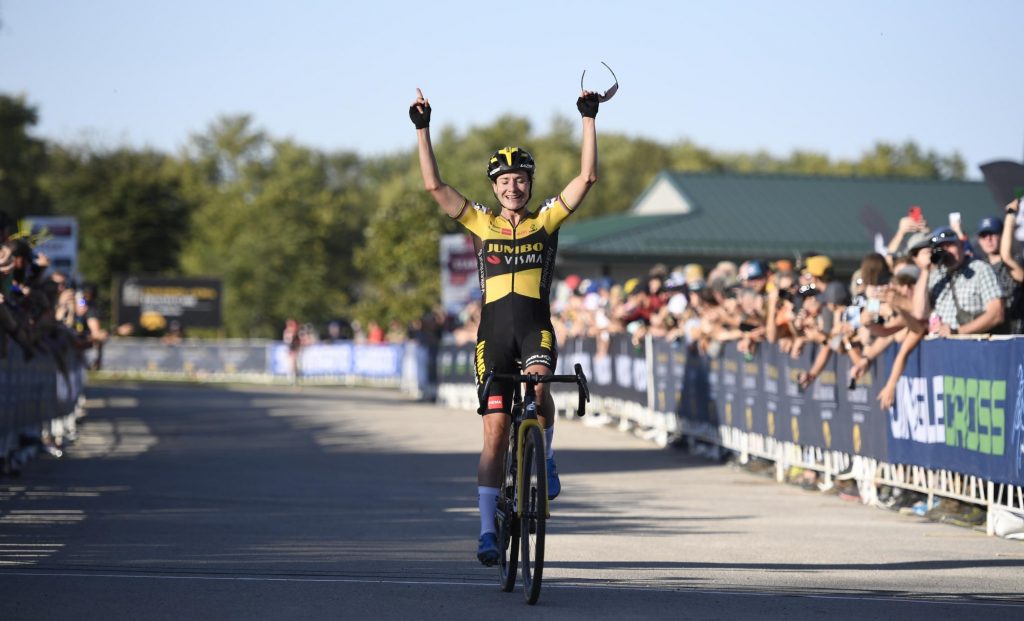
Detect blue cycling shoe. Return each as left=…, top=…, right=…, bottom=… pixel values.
left=547, top=457, right=561, bottom=500
left=477, top=532, right=499, bottom=566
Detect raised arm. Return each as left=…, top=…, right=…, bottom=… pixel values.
left=910, top=246, right=933, bottom=323
left=410, top=88, right=469, bottom=218
left=1001, top=198, right=1024, bottom=282
left=559, top=92, right=600, bottom=210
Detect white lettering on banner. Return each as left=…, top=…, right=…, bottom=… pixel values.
left=354, top=346, right=401, bottom=376
left=633, top=358, right=647, bottom=393
left=615, top=355, right=632, bottom=389
left=812, top=383, right=836, bottom=401
left=299, top=345, right=355, bottom=376
left=848, top=386, right=869, bottom=404
left=592, top=355, right=612, bottom=386
left=931, top=375, right=947, bottom=444
left=891, top=376, right=944, bottom=443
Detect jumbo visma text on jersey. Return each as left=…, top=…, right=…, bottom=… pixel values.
left=453, top=195, right=574, bottom=316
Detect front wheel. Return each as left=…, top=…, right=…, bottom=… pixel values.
left=520, top=425, right=547, bottom=605
left=497, top=431, right=519, bottom=592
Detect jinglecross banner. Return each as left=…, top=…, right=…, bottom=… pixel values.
left=886, top=338, right=1024, bottom=487
left=438, top=335, right=1024, bottom=487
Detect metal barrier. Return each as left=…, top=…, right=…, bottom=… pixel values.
left=1, top=341, right=85, bottom=473
left=436, top=334, right=1024, bottom=538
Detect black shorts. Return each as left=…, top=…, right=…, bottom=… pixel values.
left=474, top=325, right=557, bottom=416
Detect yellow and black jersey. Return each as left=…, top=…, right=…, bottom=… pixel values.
left=452, top=195, right=574, bottom=322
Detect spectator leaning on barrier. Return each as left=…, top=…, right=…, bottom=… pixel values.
left=913, top=226, right=1004, bottom=336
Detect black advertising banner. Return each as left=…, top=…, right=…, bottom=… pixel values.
left=836, top=352, right=888, bottom=459
left=436, top=336, right=1024, bottom=485
left=608, top=333, right=647, bottom=403
left=780, top=345, right=813, bottom=444
left=115, top=276, right=223, bottom=329
left=651, top=338, right=677, bottom=414
left=761, top=345, right=785, bottom=441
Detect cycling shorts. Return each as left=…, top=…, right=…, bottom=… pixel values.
left=474, top=323, right=557, bottom=416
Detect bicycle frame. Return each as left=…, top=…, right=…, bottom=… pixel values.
left=479, top=363, right=591, bottom=520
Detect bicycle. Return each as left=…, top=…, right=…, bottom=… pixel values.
left=477, top=363, right=590, bottom=605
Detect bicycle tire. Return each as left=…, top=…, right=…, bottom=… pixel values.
left=520, top=425, right=547, bottom=605
left=498, top=425, right=519, bottom=592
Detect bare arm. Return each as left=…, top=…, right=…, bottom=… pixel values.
left=411, top=89, right=469, bottom=217
left=911, top=248, right=933, bottom=323
left=1001, top=200, right=1024, bottom=282
left=958, top=297, right=1004, bottom=335
left=878, top=330, right=924, bottom=409
left=559, top=92, right=600, bottom=210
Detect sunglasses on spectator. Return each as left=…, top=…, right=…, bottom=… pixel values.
left=978, top=231, right=999, bottom=239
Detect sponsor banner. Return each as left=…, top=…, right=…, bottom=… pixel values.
left=651, top=339, right=678, bottom=415
left=887, top=338, right=1024, bottom=486
left=268, top=343, right=403, bottom=378
left=104, top=340, right=267, bottom=375
left=440, top=234, right=479, bottom=316
left=837, top=354, right=887, bottom=459
left=102, top=339, right=402, bottom=381
left=115, top=276, right=223, bottom=329
left=607, top=333, right=647, bottom=403
left=437, top=335, right=1022, bottom=484
left=437, top=343, right=476, bottom=385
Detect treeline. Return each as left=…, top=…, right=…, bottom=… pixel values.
left=1, top=94, right=967, bottom=337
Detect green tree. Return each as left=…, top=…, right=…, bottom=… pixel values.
left=354, top=172, right=442, bottom=326
left=180, top=115, right=375, bottom=337
left=43, top=144, right=193, bottom=303
left=0, top=94, right=50, bottom=219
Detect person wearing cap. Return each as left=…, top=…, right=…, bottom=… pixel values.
left=999, top=198, right=1024, bottom=333
left=886, top=210, right=931, bottom=269
left=911, top=226, right=1003, bottom=336
left=976, top=215, right=1019, bottom=334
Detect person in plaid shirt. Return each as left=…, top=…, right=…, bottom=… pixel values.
left=912, top=226, right=1004, bottom=336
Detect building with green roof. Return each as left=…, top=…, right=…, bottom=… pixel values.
left=558, top=171, right=999, bottom=280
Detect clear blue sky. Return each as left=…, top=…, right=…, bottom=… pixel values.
left=2, top=0, right=1022, bottom=178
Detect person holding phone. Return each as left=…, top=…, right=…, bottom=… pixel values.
left=885, top=206, right=930, bottom=268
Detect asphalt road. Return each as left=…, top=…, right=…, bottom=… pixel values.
left=1, top=382, right=1023, bottom=620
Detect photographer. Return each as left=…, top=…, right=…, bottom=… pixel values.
left=912, top=226, right=1004, bottom=336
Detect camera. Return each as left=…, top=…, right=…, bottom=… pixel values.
left=930, top=247, right=948, bottom=265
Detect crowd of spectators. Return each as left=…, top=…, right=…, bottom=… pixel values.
left=0, top=210, right=107, bottom=371
left=441, top=199, right=1024, bottom=412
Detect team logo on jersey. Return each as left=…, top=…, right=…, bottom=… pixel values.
left=486, top=255, right=501, bottom=265
left=488, top=395, right=504, bottom=411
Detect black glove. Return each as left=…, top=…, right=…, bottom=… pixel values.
left=577, top=93, right=599, bottom=119
left=409, top=103, right=431, bottom=129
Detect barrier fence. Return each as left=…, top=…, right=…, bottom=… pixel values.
left=12, top=334, right=1023, bottom=537
left=437, top=333, right=1024, bottom=536
left=1, top=342, right=85, bottom=471
left=97, top=338, right=407, bottom=385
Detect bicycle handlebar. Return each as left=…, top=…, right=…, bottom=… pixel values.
left=478, top=364, right=591, bottom=417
